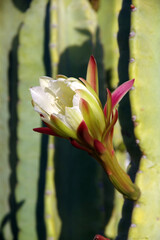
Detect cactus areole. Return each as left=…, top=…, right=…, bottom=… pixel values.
left=30, top=56, right=140, bottom=201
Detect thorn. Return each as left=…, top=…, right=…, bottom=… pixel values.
left=45, top=190, right=52, bottom=195
left=132, top=115, right=136, bottom=121
left=51, top=3, right=57, bottom=10
left=136, top=139, right=140, bottom=144
left=48, top=143, right=55, bottom=149
left=131, top=223, right=136, bottom=228
left=131, top=86, right=135, bottom=90
left=129, top=31, right=136, bottom=38
left=132, top=115, right=138, bottom=127
left=130, top=58, right=135, bottom=63
left=130, top=4, right=137, bottom=11
left=50, top=43, right=57, bottom=48
left=48, top=237, right=54, bottom=240
left=51, top=23, right=58, bottom=28
left=52, top=62, right=58, bottom=67
left=142, top=155, right=147, bottom=159
left=113, top=33, right=117, bottom=38
left=47, top=166, right=53, bottom=171
left=135, top=203, right=140, bottom=208
left=137, top=170, right=143, bottom=174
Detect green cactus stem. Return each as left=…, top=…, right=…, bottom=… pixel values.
left=16, top=0, right=48, bottom=239
left=98, top=0, right=122, bottom=89
left=44, top=1, right=62, bottom=239
left=128, top=1, right=160, bottom=239
left=0, top=1, right=23, bottom=239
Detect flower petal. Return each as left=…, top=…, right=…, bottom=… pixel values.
left=86, top=56, right=99, bottom=95
left=50, top=114, right=77, bottom=139
left=79, top=77, right=101, bottom=105
left=30, top=86, right=57, bottom=115
left=103, top=89, right=112, bottom=125
left=40, top=116, right=70, bottom=137
left=46, top=79, right=75, bottom=108
left=39, top=76, right=52, bottom=89
left=33, top=127, right=59, bottom=136
left=79, top=98, right=104, bottom=139
left=102, top=109, right=118, bottom=143
left=65, top=106, right=83, bottom=131
left=94, top=139, right=106, bottom=154
left=70, top=139, right=91, bottom=152
left=111, top=79, right=135, bottom=109
left=77, top=120, right=94, bottom=146
left=76, top=89, right=104, bottom=129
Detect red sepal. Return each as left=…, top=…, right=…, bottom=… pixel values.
left=70, top=139, right=91, bottom=153
left=93, top=234, right=110, bottom=240
left=104, top=89, right=112, bottom=120
left=33, top=127, right=59, bottom=136
left=86, top=55, right=99, bottom=95
left=77, top=120, right=93, bottom=146
left=94, top=139, right=106, bottom=154
left=111, top=79, right=135, bottom=109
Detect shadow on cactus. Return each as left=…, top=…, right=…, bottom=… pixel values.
left=30, top=56, right=140, bottom=201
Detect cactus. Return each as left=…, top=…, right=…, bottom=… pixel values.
left=128, top=1, right=160, bottom=239
left=1, top=0, right=160, bottom=240
left=16, top=1, right=49, bottom=240
left=0, top=1, right=23, bottom=239
left=49, top=1, right=108, bottom=240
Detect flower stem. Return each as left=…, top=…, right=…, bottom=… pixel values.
left=97, top=151, right=140, bottom=201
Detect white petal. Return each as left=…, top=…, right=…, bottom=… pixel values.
left=68, top=78, right=87, bottom=92
left=48, top=80, right=75, bottom=107
left=72, top=93, right=80, bottom=107
left=33, top=104, right=49, bottom=119
left=65, top=107, right=83, bottom=131
left=30, top=86, right=59, bottom=115
left=39, top=76, right=53, bottom=89
left=68, top=78, right=99, bottom=105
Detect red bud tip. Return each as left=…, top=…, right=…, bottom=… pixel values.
left=70, top=139, right=91, bottom=152
left=93, top=235, right=110, bottom=240
left=77, top=120, right=93, bottom=145
left=33, top=127, right=59, bottom=136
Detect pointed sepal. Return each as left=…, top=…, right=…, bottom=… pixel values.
left=70, top=139, right=91, bottom=153
left=86, top=55, right=99, bottom=95
left=33, top=127, right=59, bottom=136
left=104, top=89, right=112, bottom=125
left=50, top=114, right=77, bottom=139
left=77, top=120, right=93, bottom=146
left=79, top=98, right=105, bottom=139
left=93, top=235, right=110, bottom=240
left=94, top=139, right=106, bottom=154
left=111, top=79, right=135, bottom=109
left=102, top=109, right=118, bottom=143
